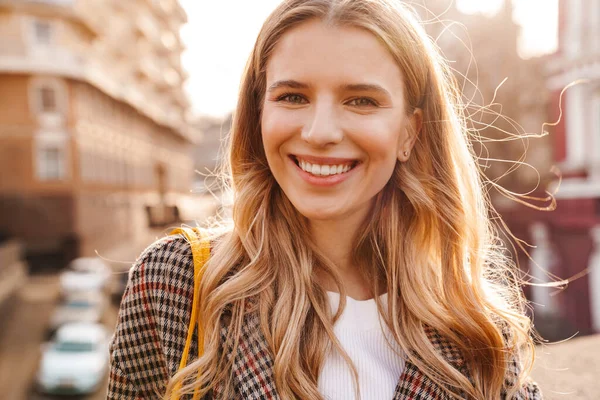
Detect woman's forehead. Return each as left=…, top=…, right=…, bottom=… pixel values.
left=265, top=19, right=404, bottom=93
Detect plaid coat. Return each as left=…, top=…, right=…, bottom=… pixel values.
left=108, top=234, right=542, bottom=400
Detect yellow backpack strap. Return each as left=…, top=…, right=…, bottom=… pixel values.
left=169, top=227, right=211, bottom=400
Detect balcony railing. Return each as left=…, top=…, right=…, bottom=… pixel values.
left=25, top=0, right=74, bottom=4
left=0, top=0, right=99, bottom=37
left=0, top=0, right=74, bottom=10
left=0, top=46, right=86, bottom=79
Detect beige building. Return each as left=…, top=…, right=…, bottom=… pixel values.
left=0, top=0, right=199, bottom=262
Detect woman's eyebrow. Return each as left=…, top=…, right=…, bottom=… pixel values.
left=341, top=83, right=391, bottom=98
left=267, top=80, right=310, bottom=92
left=266, top=80, right=392, bottom=98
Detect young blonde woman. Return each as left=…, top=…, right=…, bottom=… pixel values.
left=108, top=0, right=543, bottom=399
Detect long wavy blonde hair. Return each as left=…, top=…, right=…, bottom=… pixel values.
left=167, top=0, right=535, bottom=398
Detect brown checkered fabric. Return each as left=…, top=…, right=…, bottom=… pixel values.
left=107, top=234, right=542, bottom=399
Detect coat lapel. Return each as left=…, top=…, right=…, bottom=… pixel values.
left=394, top=360, right=451, bottom=400
left=394, top=326, right=471, bottom=400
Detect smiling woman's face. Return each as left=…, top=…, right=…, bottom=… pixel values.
left=261, top=19, right=418, bottom=224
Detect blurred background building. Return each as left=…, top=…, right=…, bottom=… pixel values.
left=415, top=0, right=600, bottom=341
left=493, top=0, right=600, bottom=339
left=0, top=0, right=200, bottom=270
left=193, top=114, right=231, bottom=173
left=0, top=3, right=212, bottom=397
left=541, top=0, right=600, bottom=337
left=192, top=113, right=231, bottom=196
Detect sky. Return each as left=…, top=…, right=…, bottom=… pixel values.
left=180, top=0, right=559, bottom=119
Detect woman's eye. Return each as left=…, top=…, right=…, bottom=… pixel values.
left=277, top=94, right=307, bottom=104
left=347, top=97, right=378, bottom=107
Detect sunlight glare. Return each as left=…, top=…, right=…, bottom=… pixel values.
left=456, top=0, right=504, bottom=16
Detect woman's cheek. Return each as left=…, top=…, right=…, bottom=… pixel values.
left=262, top=108, right=301, bottom=144
left=346, top=123, right=400, bottom=160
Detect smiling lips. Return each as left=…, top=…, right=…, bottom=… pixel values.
left=290, top=155, right=359, bottom=177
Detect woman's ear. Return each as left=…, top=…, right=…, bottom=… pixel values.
left=397, top=108, right=423, bottom=162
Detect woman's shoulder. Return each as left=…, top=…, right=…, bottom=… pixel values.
left=129, top=233, right=195, bottom=293
left=125, top=229, right=229, bottom=316
left=108, top=232, right=211, bottom=397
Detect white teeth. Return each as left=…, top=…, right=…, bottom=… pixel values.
left=297, top=158, right=355, bottom=176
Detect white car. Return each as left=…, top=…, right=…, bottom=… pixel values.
left=60, top=257, right=112, bottom=294
left=50, top=292, right=107, bottom=330
left=37, top=322, right=110, bottom=395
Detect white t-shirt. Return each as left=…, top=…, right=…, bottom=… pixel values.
left=318, top=292, right=405, bottom=400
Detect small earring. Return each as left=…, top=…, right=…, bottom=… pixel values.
left=403, top=150, right=409, bottom=157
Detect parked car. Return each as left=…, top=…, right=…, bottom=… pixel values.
left=36, top=322, right=110, bottom=395
left=49, top=292, right=106, bottom=331
left=59, top=257, right=111, bottom=294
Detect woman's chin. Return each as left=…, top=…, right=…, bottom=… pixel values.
left=287, top=195, right=373, bottom=224
left=291, top=202, right=348, bottom=223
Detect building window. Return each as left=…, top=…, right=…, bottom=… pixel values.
left=35, top=131, right=68, bottom=181
left=29, top=78, right=67, bottom=117
left=33, top=20, right=53, bottom=46
left=39, top=86, right=57, bottom=112
left=38, top=146, right=65, bottom=180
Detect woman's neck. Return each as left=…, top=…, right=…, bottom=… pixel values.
left=310, top=219, right=355, bottom=269
left=309, top=214, right=374, bottom=300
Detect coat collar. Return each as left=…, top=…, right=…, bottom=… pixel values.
left=217, top=312, right=468, bottom=400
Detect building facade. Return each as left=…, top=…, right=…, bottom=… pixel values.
left=193, top=114, right=231, bottom=179
left=427, top=0, right=600, bottom=338
left=537, top=0, right=600, bottom=337
left=0, top=0, right=199, bottom=262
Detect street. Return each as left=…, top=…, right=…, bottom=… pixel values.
left=0, top=273, right=118, bottom=400
left=531, top=334, right=600, bottom=399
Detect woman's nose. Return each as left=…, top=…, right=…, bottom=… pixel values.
left=300, top=103, right=343, bottom=147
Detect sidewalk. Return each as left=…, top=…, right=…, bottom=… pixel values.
left=532, top=334, right=600, bottom=399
